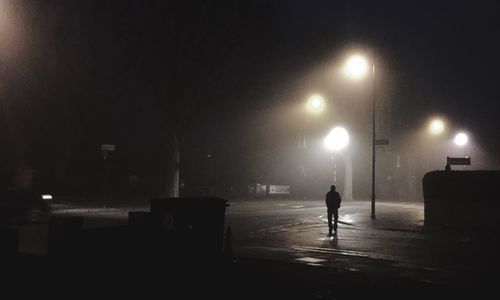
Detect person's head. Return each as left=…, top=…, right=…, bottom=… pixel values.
left=330, top=185, right=336, bottom=191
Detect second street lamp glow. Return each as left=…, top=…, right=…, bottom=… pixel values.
left=429, top=119, right=445, bottom=135
left=306, top=95, right=325, bottom=114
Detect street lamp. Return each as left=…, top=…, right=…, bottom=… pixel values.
left=324, top=127, right=353, bottom=201
left=324, top=127, right=350, bottom=151
left=429, top=119, right=445, bottom=135
left=454, top=132, right=469, bottom=157
left=296, top=94, right=326, bottom=199
left=344, top=53, right=376, bottom=219
left=299, top=94, right=326, bottom=150
left=454, top=132, right=468, bottom=146
left=344, top=55, right=369, bottom=80
left=306, top=94, right=325, bottom=114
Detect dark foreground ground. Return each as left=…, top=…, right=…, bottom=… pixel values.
left=2, top=197, right=499, bottom=299
left=2, top=250, right=493, bottom=299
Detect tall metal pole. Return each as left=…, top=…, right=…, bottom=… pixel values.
left=371, top=62, right=376, bottom=219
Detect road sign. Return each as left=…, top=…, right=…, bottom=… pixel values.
left=375, top=139, right=389, bottom=145
left=101, top=144, right=115, bottom=151
left=269, top=185, right=290, bottom=195
left=101, top=144, right=115, bottom=160
left=447, top=156, right=471, bottom=165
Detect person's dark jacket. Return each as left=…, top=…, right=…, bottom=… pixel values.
left=325, top=191, right=341, bottom=209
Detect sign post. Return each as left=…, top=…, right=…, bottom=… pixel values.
left=100, top=144, right=115, bottom=207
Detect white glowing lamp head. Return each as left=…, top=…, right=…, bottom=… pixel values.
left=324, top=127, right=350, bottom=151
left=454, top=132, right=468, bottom=146
left=344, top=54, right=369, bottom=80
left=429, top=119, right=445, bottom=135
left=306, top=94, right=325, bottom=114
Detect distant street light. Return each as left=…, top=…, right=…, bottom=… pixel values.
left=299, top=94, right=325, bottom=150
left=344, top=53, right=376, bottom=219
left=306, top=94, right=325, bottom=114
left=429, top=119, right=445, bottom=135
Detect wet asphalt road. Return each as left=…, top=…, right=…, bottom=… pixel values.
left=226, top=199, right=485, bottom=284
left=10, top=197, right=500, bottom=296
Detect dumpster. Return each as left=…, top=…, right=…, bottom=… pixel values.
left=149, top=197, right=229, bottom=257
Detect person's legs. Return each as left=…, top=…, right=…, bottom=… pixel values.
left=333, top=209, right=339, bottom=232
left=327, top=208, right=333, bottom=235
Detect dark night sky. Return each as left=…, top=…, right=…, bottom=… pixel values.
left=0, top=0, right=499, bottom=194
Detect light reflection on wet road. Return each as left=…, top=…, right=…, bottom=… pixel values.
left=11, top=198, right=499, bottom=287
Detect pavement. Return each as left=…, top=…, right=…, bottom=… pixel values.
left=4, top=197, right=500, bottom=299
left=225, top=199, right=500, bottom=298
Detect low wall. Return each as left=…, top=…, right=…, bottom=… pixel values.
left=422, top=170, right=500, bottom=230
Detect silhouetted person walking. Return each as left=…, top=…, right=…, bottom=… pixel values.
left=326, top=185, right=341, bottom=236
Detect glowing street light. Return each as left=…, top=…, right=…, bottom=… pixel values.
left=344, top=54, right=369, bottom=80
left=299, top=94, right=326, bottom=150
left=454, top=132, right=468, bottom=146
left=324, top=127, right=353, bottom=201
left=344, top=53, right=376, bottom=218
left=306, top=94, right=325, bottom=114
left=429, top=119, right=445, bottom=135
left=324, top=126, right=350, bottom=151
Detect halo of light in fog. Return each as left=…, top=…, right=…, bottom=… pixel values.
left=324, top=127, right=350, bottom=151
left=429, top=119, right=445, bottom=135
left=454, top=132, right=468, bottom=146
left=344, top=54, right=369, bottom=80
left=306, top=94, right=325, bottom=114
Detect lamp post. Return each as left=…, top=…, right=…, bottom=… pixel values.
left=344, top=54, right=376, bottom=219
left=370, top=62, right=376, bottom=219
left=324, top=126, right=353, bottom=201
left=297, top=94, right=326, bottom=199
left=300, top=94, right=326, bottom=149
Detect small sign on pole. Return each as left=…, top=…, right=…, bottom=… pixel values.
left=101, top=144, right=115, bottom=160
left=375, top=139, right=389, bottom=146
left=101, top=144, right=115, bottom=152
left=447, top=156, right=471, bottom=166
